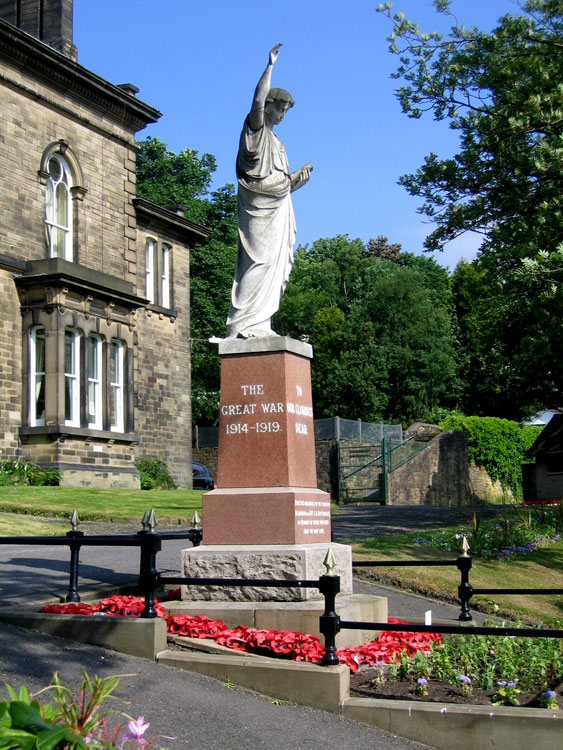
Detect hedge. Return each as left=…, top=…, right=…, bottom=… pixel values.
left=439, top=415, right=543, bottom=497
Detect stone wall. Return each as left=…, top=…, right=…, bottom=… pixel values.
left=0, top=22, right=198, bottom=488
left=193, top=430, right=507, bottom=506
left=0, top=268, right=23, bottom=459
left=387, top=429, right=471, bottom=506
left=0, top=61, right=135, bottom=277
left=193, top=446, right=218, bottom=480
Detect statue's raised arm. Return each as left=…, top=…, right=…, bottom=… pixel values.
left=225, top=45, right=313, bottom=340
left=247, top=44, right=282, bottom=131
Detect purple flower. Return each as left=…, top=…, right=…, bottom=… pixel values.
left=497, top=680, right=507, bottom=686
left=123, top=716, right=150, bottom=744
left=541, top=690, right=556, bottom=698
left=507, top=681, right=516, bottom=687
left=459, top=674, right=471, bottom=683
left=417, top=678, right=427, bottom=685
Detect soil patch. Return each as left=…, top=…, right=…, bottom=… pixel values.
left=350, top=667, right=563, bottom=708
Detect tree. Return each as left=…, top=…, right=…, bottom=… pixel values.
left=377, top=0, right=563, bottom=267
left=136, top=137, right=237, bottom=424
left=275, top=235, right=458, bottom=424
left=378, top=0, right=563, bottom=419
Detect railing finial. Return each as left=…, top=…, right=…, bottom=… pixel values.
left=147, top=508, right=158, bottom=532
left=461, top=536, right=470, bottom=558
left=323, top=547, right=337, bottom=576
left=70, top=509, right=80, bottom=531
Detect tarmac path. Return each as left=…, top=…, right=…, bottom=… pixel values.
left=0, top=504, right=490, bottom=750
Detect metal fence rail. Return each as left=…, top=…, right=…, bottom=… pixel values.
left=0, top=509, right=202, bottom=604
left=2, top=514, right=562, bottom=671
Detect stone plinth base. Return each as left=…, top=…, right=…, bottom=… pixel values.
left=165, top=593, right=388, bottom=648
left=202, top=487, right=331, bottom=545
left=181, top=543, right=352, bottom=602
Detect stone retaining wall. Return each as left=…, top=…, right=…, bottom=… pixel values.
left=194, top=430, right=504, bottom=506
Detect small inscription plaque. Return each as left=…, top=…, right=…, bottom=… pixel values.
left=295, top=498, right=331, bottom=536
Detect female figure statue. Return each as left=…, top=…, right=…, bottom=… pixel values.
left=226, top=43, right=313, bottom=338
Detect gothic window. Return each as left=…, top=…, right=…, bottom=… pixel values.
left=45, top=154, right=73, bottom=260
left=29, top=327, right=46, bottom=426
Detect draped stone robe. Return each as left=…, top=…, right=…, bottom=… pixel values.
left=226, top=116, right=296, bottom=338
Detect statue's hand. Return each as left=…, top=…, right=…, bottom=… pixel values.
left=269, top=43, right=283, bottom=65
left=290, top=163, right=313, bottom=192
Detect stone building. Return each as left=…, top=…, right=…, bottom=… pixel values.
left=522, top=415, right=562, bottom=502
left=0, top=0, right=208, bottom=487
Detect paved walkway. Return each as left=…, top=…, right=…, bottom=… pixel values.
left=0, top=504, right=490, bottom=750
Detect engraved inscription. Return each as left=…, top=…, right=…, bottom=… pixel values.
left=222, top=381, right=313, bottom=437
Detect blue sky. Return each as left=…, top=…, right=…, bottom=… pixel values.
left=75, top=0, right=521, bottom=272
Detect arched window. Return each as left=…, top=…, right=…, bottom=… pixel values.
left=45, top=154, right=73, bottom=260
left=29, top=327, right=46, bottom=426
left=39, top=140, right=87, bottom=262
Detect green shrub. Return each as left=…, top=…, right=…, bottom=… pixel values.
left=0, top=457, right=60, bottom=486
left=136, top=455, right=177, bottom=490
left=438, top=415, right=543, bottom=496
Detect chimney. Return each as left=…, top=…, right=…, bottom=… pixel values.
left=0, top=1, right=77, bottom=60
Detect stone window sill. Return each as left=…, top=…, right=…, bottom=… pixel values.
left=20, top=426, right=139, bottom=444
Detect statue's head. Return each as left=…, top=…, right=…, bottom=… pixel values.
left=264, top=88, right=295, bottom=127
left=266, top=88, right=295, bottom=109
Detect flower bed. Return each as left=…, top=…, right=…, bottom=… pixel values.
left=41, top=594, right=440, bottom=673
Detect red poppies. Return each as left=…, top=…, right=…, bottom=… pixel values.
left=42, top=595, right=440, bottom=673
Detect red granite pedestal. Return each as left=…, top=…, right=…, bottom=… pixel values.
left=180, top=337, right=387, bottom=638
left=180, top=337, right=388, bottom=637
left=203, top=336, right=330, bottom=545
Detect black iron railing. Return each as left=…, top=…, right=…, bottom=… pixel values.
left=0, top=509, right=202, bottom=603
left=2, top=514, right=562, bottom=669
left=351, top=537, right=563, bottom=622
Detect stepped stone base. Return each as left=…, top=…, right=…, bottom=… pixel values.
left=181, top=542, right=353, bottom=602
left=165, top=593, right=388, bottom=648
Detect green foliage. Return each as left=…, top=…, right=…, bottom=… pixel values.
left=411, top=504, right=563, bottom=559
left=380, top=619, right=562, bottom=701
left=275, top=235, right=458, bottom=424
left=135, top=456, right=177, bottom=491
left=428, top=622, right=563, bottom=695
left=0, top=672, right=170, bottom=750
left=439, top=415, right=543, bottom=494
left=0, top=458, right=60, bottom=487
left=377, top=0, right=563, bottom=262
left=378, top=1, right=563, bottom=420
left=0, top=671, right=119, bottom=750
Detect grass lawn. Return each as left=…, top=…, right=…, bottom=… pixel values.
left=0, top=513, right=68, bottom=536
left=0, top=485, right=204, bottom=525
left=351, top=531, right=563, bottom=626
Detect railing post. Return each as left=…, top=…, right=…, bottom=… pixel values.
left=65, top=510, right=84, bottom=602
left=456, top=538, right=473, bottom=621
left=189, top=510, right=203, bottom=547
left=65, top=531, right=84, bottom=602
left=138, top=510, right=162, bottom=618
left=318, top=572, right=341, bottom=666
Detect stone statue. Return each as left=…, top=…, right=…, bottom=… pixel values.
left=225, top=43, right=313, bottom=339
